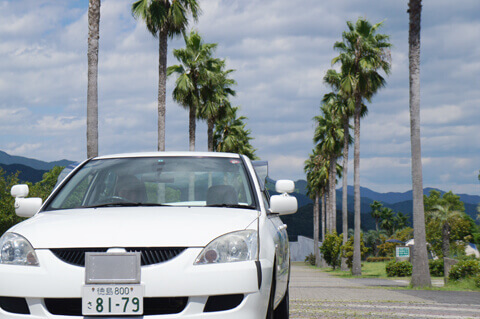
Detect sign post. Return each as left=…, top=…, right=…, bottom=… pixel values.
left=395, top=246, right=411, bottom=262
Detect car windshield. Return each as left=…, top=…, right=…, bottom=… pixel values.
left=43, top=156, right=257, bottom=211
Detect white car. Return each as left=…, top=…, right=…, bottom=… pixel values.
left=0, top=152, right=297, bottom=319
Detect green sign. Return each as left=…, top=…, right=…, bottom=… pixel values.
left=396, top=246, right=410, bottom=258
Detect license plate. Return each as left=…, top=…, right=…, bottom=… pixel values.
left=82, top=284, right=144, bottom=316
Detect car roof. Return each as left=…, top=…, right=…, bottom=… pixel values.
left=94, top=151, right=241, bottom=160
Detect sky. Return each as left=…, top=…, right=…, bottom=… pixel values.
left=0, top=0, right=479, bottom=195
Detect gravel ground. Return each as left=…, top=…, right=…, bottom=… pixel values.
left=289, top=264, right=480, bottom=318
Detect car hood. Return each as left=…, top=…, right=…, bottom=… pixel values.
left=10, top=207, right=259, bottom=249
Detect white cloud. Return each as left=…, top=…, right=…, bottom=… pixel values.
left=35, top=116, right=84, bottom=132
left=5, top=143, right=42, bottom=155
left=0, top=0, right=478, bottom=196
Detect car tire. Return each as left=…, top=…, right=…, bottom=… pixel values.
left=265, top=262, right=276, bottom=319
left=273, top=287, right=289, bottom=319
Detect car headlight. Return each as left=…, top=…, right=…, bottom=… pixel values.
left=195, top=230, right=257, bottom=265
left=0, top=233, right=39, bottom=266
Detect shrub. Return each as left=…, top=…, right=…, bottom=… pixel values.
left=448, top=259, right=480, bottom=281
left=429, top=259, right=444, bottom=277
left=320, top=231, right=342, bottom=269
left=341, top=233, right=369, bottom=269
left=366, top=257, right=394, bottom=262
left=386, top=261, right=413, bottom=277
left=475, top=274, right=480, bottom=288
left=304, top=253, right=315, bottom=266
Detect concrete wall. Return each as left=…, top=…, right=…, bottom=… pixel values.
left=290, top=236, right=322, bottom=262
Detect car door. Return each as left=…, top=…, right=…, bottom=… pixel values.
left=268, top=214, right=289, bottom=305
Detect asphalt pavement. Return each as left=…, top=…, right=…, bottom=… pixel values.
left=289, top=263, right=480, bottom=318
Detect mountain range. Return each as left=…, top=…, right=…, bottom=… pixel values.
left=0, top=151, right=74, bottom=171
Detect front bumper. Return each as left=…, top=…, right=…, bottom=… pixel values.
left=0, top=249, right=273, bottom=318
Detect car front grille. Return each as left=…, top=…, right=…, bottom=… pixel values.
left=44, top=297, right=188, bottom=316
left=50, top=247, right=186, bottom=267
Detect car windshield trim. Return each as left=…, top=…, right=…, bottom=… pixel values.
left=206, top=204, right=257, bottom=210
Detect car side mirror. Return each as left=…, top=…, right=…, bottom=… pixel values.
left=270, top=194, right=297, bottom=215
left=11, top=185, right=42, bottom=218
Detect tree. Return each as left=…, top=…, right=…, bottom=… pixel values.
left=320, top=231, right=342, bottom=270
left=332, top=17, right=391, bottom=276
left=213, top=106, right=258, bottom=159
left=424, top=190, right=472, bottom=258
left=87, top=0, right=100, bottom=158
left=0, top=167, right=63, bottom=236
left=392, top=212, right=409, bottom=233
left=197, top=61, right=236, bottom=151
left=132, top=0, right=200, bottom=151
left=370, top=200, right=383, bottom=232
left=323, top=70, right=358, bottom=272
left=0, top=170, right=22, bottom=236
left=408, top=0, right=431, bottom=288
left=314, top=95, right=344, bottom=233
left=364, top=229, right=386, bottom=257
left=428, top=203, right=463, bottom=258
left=424, top=190, right=465, bottom=213
left=478, top=171, right=480, bottom=220
left=342, top=233, right=368, bottom=269
left=30, top=166, right=65, bottom=201
left=305, top=150, right=329, bottom=267
left=167, top=30, right=218, bottom=151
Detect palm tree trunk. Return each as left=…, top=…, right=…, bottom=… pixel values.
left=87, top=0, right=100, bottom=158
left=157, top=27, right=168, bottom=151
left=442, top=222, right=450, bottom=258
left=207, top=117, right=214, bottom=152
left=328, top=156, right=337, bottom=232
left=352, top=97, right=362, bottom=276
left=408, top=0, right=431, bottom=288
left=321, top=192, right=327, bottom=267
left=189, top=105, right=196, bottom=151
left=325, top=191, right=330, bottom=232
left=341, top=118, right=349, bottom=271
left=321, top=192, right=326, bottom=242
left=314, top=192, right=321, bottom=267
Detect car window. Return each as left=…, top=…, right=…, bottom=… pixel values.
left=44, top=156, right=257, bottom=211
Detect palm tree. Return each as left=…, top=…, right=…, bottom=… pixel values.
left=314, top=95, right=344, bottom=233
left=197, top=61, right=236, bottom=151
left=392, top=212, right=409, bottom=233
left=428, top=203, right=462, bottom=258
left=87, top=0, right=101, bottom=158
left=132, top=0, right=200, bottom=151
left=408, top=0, right=431, bottom=287
left=305, top=150, right=329, bottom=267
left=167, top=30, right=217, bottom=151
left=213, top=106, right=258, bottom=159
left=323, top=70, right=359, bottom=271
left=332, top=18, right=391, bottom=275
left=379, top=207, right=395, bottom=237
left=370, top=200, right=383, bottom=232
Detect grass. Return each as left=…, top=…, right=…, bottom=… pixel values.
left=317, top=261, right=391, bottom=279
left=309, top=261, right=480, bottom=291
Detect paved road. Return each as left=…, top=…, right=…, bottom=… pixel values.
left=289, top=263, right=480, bottom=318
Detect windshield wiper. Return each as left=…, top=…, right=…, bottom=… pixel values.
left=83, top=202, right=170, bottom=208
left=206, top=204, right=257, bottom=210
